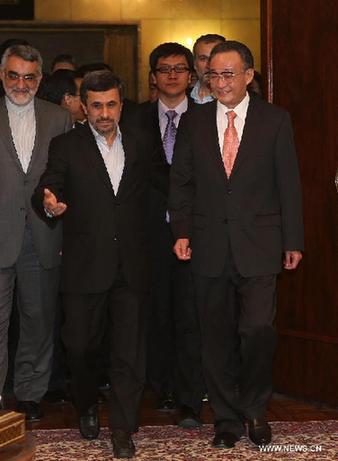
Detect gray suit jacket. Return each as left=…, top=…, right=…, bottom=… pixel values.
left=0, top=96, right=72, bottom=269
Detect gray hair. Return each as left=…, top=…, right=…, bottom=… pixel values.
left=1, top=45, right=43, bottom=74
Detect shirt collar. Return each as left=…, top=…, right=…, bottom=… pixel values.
left=190, top=80, right=214, bottom=104
left=89, top=122, right=122, bottom=144
left=217, top=91, right=250, bottom=121
left=158, top=96, right=188, bottom=119
left=5, top=96, right=35, bottom=115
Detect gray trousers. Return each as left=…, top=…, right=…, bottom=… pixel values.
left=0, top=226, right=59, bottom=402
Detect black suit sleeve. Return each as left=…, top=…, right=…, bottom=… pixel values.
left=32, top=135, right=68, bottom=219
left=274, top=112, right=304, bottom=251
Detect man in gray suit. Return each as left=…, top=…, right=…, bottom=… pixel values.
left=0, top=45, right=71, bottom=420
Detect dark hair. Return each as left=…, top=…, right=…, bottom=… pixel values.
left=192, top=34, right=226, bottom=58
left=75, top=62, right=112, bottom=78
left=38, top=69, right=77, bottom=105
left=209, top=40, right=254, bottom=70
left=149, top=42, right=194, bottom=73
left=51, top=53, right=76, bottom=72
left=80, top=70, right=124, bottom=104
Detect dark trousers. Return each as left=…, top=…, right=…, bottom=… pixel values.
left=48, top=295, right=68, bottom=393
left=194, top=249, right=277, bottom=437
left=62, top=267, right=146, bottom=432
left=0, top=225, right=59, bottom=401
left=147, top=223, right=204, bottom=414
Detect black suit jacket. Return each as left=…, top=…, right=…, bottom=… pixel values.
left=169, top=94, right=304, bottom=277
left=139, top=98, right=195, bottom=231
left=33, top=122, right=168, bottom=293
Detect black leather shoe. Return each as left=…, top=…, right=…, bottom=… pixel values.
left=248, top=418, right=272, bottom=446
left=79, top=405, right=100, bottom=440
left=212, top=431, right=239, bottom=449
left=111, top=429, right=135, bottom=459
left=156, top=392, right=176, bottom=412
left=177, top=406, right=202, bottom=429
left=16, top=400, right=43, bottom=422
left=44, top=389, right=71, bottom=404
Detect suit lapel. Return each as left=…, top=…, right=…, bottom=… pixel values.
left=116, top=126, right=137, bottom=199
left=152, top=102, right=167, bottom=164
left=203, top=101, right=229, bottom=184
left=0, top=97, right=25, bottom=174
left=79, top=123, right=116, bottom=195
left=26, top=98, right=42, bottom=175
left=230, top=95, right=262, bottom=180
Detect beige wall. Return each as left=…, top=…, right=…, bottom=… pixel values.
left=35, top=0, right=260, bottom=101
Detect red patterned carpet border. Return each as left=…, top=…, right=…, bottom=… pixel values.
left=32, top=421, right=337, bottom=460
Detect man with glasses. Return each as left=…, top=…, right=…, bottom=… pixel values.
left=140, top=42, right=205, bottom=428
left=0, top=45, right=72, bottom=420
left=169, top=41, right=303, bottom=449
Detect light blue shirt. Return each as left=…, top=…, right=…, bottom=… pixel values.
left=190, top=81, right=214, bottom=105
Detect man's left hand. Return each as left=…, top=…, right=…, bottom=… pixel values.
left=283, top=251, right=302, bottom=270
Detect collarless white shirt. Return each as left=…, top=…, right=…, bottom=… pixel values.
left=89, top=123, right=125, bottom=195
left=158, top=96, right=188, bottom=139
left=216, top=92, right=250, bottom=153
left=6, top=97, right=36, bottom=173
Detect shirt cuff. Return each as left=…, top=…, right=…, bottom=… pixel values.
left=44, top=208, right=54, bottom=218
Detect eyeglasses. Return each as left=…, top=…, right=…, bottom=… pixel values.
left=207, top=70, right=246, bottom=82
left=5, top=71, right=39, bottom=83
left=155, top=65, right=190, bottom=74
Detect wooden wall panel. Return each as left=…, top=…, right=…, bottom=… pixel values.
left=0, top=23, right=138, bottom=101
left=261, top=0, right=338, bottom=405
left=104, top=27, right=138, bottom=102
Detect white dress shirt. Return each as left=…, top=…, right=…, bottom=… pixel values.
left=89, top=123, right=125, bottom=195
left=216, top=92, right=250, bottom=153
left=6, top=97, right=36, bottom=173
left=158, top=97, right=188, bottom=139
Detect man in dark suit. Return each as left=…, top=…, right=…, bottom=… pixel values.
left=169, top=41, right=304, bottom=449
left=0, top=44, right=71, bottom=420
left=33, top=70, right=167, bottom=459
left=139, top=43, right=205, bottom=428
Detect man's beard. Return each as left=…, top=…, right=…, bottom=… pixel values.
left=95, top=117, right=117, bottom=137
left=4, top=86, right=36, bottom=106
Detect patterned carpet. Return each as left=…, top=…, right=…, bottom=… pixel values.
left=32, top=421, right=337, bottom=460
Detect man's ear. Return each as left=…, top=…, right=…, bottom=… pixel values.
left=245, top=68, right=255, bottom=85
left=62, top=93, right=72, bottom=107
left=151, top=71, right=158, bottom=85
left=81, top=101, right=87, bottom=115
